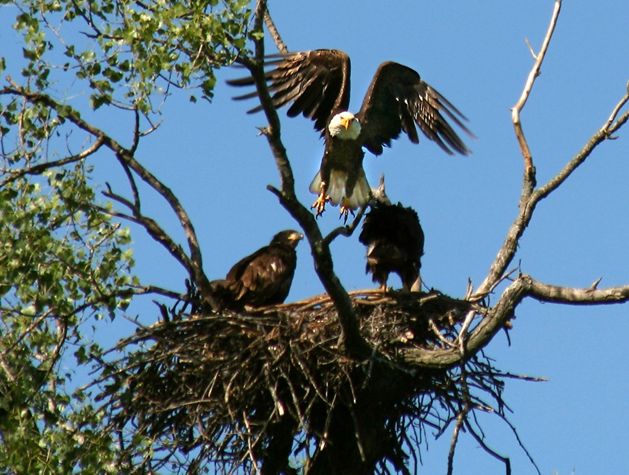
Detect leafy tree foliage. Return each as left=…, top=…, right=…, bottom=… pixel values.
left=0, top=0, right=252, bottom=471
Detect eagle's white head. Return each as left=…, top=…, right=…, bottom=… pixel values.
left=328, top=111, right=361, bottom=140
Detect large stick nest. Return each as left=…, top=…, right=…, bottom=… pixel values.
left=96, top=290, right=515, bottom=474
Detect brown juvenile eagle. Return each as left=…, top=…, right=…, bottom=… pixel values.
left=211, top=230, right=303, bottom=310
left=228, top=49, right=472, bottom=217
left=359, top=178, right=424, bottom=292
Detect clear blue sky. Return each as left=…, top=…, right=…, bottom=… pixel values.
left=3, top=1, right=629, bottom=473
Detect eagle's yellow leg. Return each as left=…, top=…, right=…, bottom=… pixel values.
left=311, top=181, right=330, bottom=217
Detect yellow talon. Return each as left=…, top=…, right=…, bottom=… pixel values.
left=339, top=198, right=355, bottom=224
left=311, top=194, right=329, bottom=217
left=311, top=181, right=330, bottom=217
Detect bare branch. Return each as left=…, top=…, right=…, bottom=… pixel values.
left=494, top=411, right=542, bottom=475
left=465, top=419, right=512, bottom=475
left=511, top=0, right=562, bottom=182
left=603, top=86, right=629, bottom=132
left=526, top=277, right=629, bottom=305
left=96, top=193, right=194, bottom=278
left=113, top=151, right=142, bottom=211
left=446, top=406, right=468, bottom=475
left=475, top=86, right=629, bottom=299
left=538, top=110, right=629, bottom=202
left=323, top=204, right=367, bottom=246
left=264, top=7, right=288, bottom=54
left=473, top=1, right=562, bottom=298
left=405, top=275, right=629, bottom=370
left=127, top=284, right=186, bottom=301
left=249, top=1, right=370, bottom=358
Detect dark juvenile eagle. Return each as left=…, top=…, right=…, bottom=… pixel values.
left=359, top=178, right=424, bottom=292
left=228, top=49, right=472, bottom=217
left=211, top=230, right=303, bottom=310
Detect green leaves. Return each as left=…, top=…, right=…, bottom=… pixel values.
left=0, top=133, right=155, bottom=475
left=0, top=0, right=254, bottom=471
left=0, top=165, right=136, bottom=472
left=10, top=0, right=252, bottom=112
left=0, top=165, right=134, bottom=316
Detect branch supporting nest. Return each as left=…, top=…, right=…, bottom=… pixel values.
left=95, top=290, right=532, bottom=474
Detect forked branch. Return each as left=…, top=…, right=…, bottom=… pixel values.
left=247, top=1, right=370, bottom=358
left=511, top=0, right=562, bottom=185
left=474, top=0, right=629, bottom=299
left=405, top=275, right=629, bottom=370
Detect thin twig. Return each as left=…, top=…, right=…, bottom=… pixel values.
left=323, top=204, right=367, bottom=246
left=264, top=8, right=288, bottom=54
left=511, top=0, right=562, bottom=179
left=465, top=419, right=511, bottom=475
left=0, top=137, right=104, bottom=187
left=603, top=87, right=629, bottom=132
left=446, top=406, right=468, bottom=475
left=536, top=107, right=629, bottom=201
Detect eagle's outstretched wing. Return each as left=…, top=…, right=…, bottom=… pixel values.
left=227, top=49, right=351, bottom=132
left=356, top=62, right=473, bottom=156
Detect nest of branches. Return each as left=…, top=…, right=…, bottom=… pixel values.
left=96, top=290, right=520, bottom=474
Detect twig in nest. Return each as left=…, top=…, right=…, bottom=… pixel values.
left=93, top=290, right=539, bottom=473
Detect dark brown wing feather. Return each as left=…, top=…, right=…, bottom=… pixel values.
left=356, top=62, right=472, bottom=156
left=222, top=243, right=297, bottom=308
left=227, top=49, right=351, bottom=132
left=359, top=202, right=424, bottom=290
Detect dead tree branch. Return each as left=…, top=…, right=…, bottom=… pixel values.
left=323, top=205, right=368, bottom=246
left=264, top=7, right=288, bottom=54
left=404, top=275, right=629, bottom=369
left=525, top=277, right=629, bottom=305
left=473, top=0, right=629, bottom=299
left=511, top=0, right=562, bottom=186
left=536, top=104, right=629, bottom=201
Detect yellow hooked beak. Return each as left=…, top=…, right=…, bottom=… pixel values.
left=340, top=116, right=352, bottom=130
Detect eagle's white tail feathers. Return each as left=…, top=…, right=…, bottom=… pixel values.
left=309, top=171, right=323, bottom=197
left=309, top=169, right=371, bottom=210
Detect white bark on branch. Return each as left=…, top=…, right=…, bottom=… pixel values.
left=526, top=277, right=629, bottom=305
left=511, top=0, right=562, bottom=179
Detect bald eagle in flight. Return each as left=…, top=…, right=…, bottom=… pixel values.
left=359, top=177, right=424, bottom=292
left=211, top=230, right=303, bottom=310
left=228, top=49, right=472, bottom=217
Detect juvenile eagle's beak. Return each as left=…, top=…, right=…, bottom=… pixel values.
left=290, top=232, right=304, bottom=242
